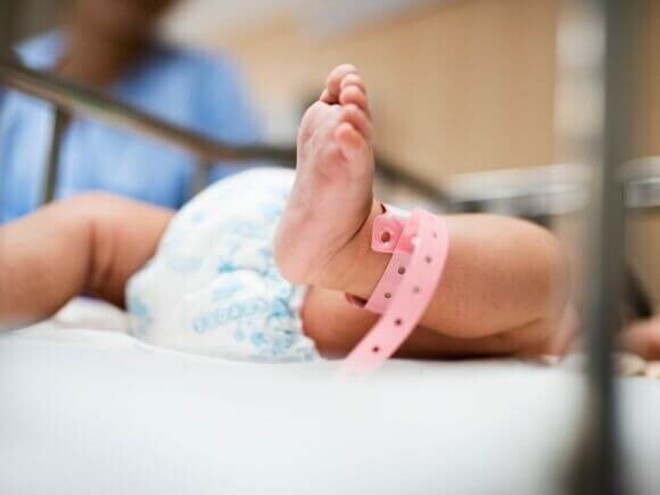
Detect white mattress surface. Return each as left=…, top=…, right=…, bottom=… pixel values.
left=1, top=300, right=658, bottom=495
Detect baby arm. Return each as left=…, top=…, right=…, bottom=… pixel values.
left=0, top=193, right=173, bottom=330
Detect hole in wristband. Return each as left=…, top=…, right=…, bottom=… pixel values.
left=384, top=292, right=392, bottom=299
left=425, top=256, right=432, bottom=264
left=395, top=318, right=402, bottom=326
left=433, top=231, right=438, bottom=239
left=413, top=286, right=421, bottom=294
left=372, top=346, right=380, bottom=353
left=380, top=231, right=391, bottom=243
left=397, top=266, right=406, bottom=275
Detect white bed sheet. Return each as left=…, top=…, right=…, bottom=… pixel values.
left=1, top=300, right=658, bottom=495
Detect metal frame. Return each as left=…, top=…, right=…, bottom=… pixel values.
left=42, top=106, right=69, bottom=203
left=566, top=1, right=640, bottom=494
left=446, top=161, right=660, bottom=217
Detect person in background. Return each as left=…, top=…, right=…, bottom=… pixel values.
left=0, top=0, right=262, bottom=223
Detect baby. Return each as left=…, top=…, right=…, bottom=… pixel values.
left=0, top=65, right=574, bottom=362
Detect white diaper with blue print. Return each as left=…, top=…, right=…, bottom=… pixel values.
left=126, top=168, right=319, bottom=362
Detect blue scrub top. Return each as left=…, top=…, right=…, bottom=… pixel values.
left=0, top=32, right=264, bottom=222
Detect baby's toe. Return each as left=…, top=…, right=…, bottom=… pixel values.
left=321, top=64, right=358, bottom=104
left=339, top=85, right=370, bottom=115
left=335, top=122, right=368, bottom=158
left=340, top=73, right=367, bottom=93
left=340, top=104, right=372, bottom=140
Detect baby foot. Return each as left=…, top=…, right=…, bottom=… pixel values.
left=275, top=64, right=378, bottom=290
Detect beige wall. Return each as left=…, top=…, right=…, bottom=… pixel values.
left=638, top=0, right=660, bottom=158
left=630, top=0, right=660, bottom=306
left=214, top=0, right=558, bottom=184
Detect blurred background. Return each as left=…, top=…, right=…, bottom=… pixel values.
left=1, top=0, right=658, bottom=307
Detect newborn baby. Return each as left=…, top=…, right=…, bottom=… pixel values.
left=0, top=65, right=574, bottom=362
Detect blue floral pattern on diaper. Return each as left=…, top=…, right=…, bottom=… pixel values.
left=125, top=168, right=317, bottom=362
left=126, top=293, right=152, bottom=340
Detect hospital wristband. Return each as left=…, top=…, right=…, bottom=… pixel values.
left=340, top=206, right=450, bottom=376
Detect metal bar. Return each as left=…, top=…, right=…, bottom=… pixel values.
left=568, top=0, right=639, bottom=493
left=624, top=158, right=660, bottom=210
left=0, top=56, right=451, bottom=207
left=0, top=57, right=296, bottom=164
left=41, top=107, right=69, bottom=204
left=376, top=160, right=452, bottom=206
left=445, top=160, right=660, bottom=215
left=189, top=159, right=212, bottom=200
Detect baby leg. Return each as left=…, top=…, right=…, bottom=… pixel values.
left=0, top=193, right=172, bottom=329
left=277, top=65, right=570, bottom=357
left=302, top=288, right=575, bottom=360
left=623, top=316, right=660, bottom=360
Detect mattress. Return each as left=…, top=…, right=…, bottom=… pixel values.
left=1, top=299, right=658, bottom=495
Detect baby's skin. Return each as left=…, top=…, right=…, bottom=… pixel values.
left=1, top=65, right=586, bottom=359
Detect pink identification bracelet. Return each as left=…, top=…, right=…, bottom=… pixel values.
left=339, top=205, right=450, bottom=376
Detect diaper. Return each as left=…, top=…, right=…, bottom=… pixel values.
left=126, top=168, right=319, bottom=362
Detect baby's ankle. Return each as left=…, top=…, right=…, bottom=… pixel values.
left=309, top=200, right=390, bottom=298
